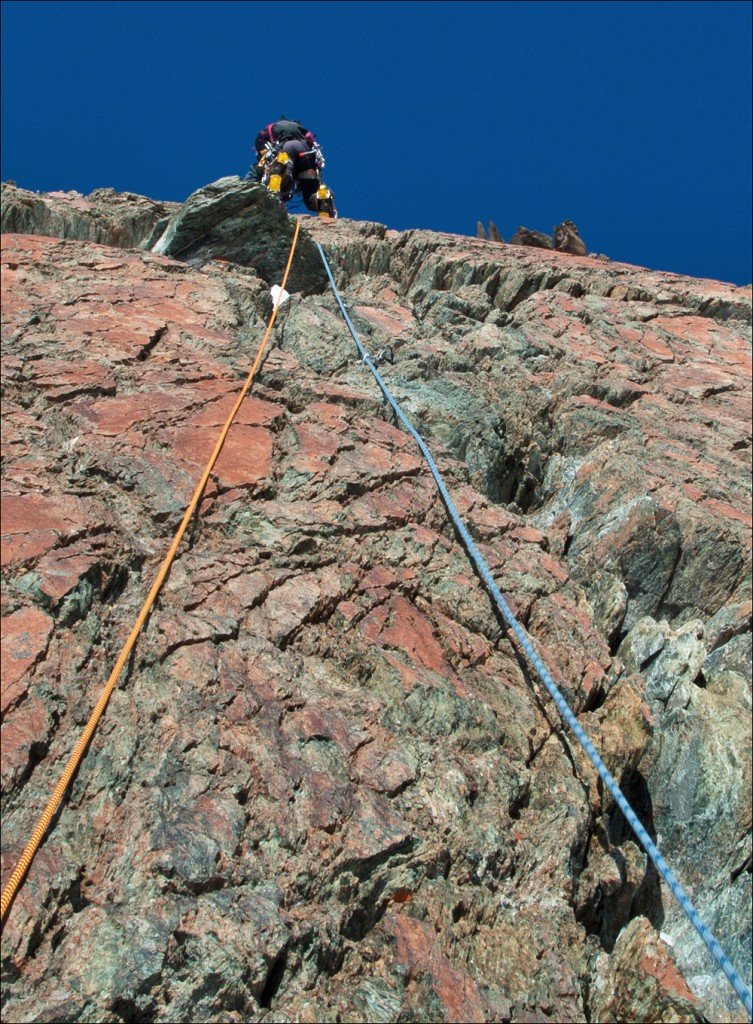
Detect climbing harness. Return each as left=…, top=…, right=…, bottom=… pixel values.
left=254, top=122, right=333, bottom=216
left=255, top=119, right=325, bottom=197
left=0, top=221, right=302, bottom=925
left=314, top=241, right=753, bottom=1020
left=258, top=161, right=335, bottom=217
left=255, top=145, right=334, bottom=216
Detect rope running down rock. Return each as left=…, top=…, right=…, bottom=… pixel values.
left=314, top=239, right=753, bottom=1021
left=0, top=219, right=302, bottom=924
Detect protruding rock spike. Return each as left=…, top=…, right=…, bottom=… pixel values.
left=553, top=219, right=587, bottom=255
left=488, top=221, right=504, bottom=243
left=476, top=220, right=487, bottom=239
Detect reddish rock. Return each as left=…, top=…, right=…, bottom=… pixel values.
left=169, top=422, right=274, bottom=487
left=1, top=493, right=92, bottom=567
left=385, top=914, right=492, bottom=1022
left=1, top=695, right=52, bottom=789
left=0, top=190, right=750, bottom=1024
left=0, top=607, right=53, bottom=715
left=590, top=917, right=704, bottom=1023
left=353, top=740, right=416, bottom=795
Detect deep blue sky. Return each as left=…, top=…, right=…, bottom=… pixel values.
left=2, top=1, right=751, bottom=285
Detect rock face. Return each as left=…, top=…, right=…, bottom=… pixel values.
left=1, top=182, right=178, bottom=250
left=1, top=181, right=751, bottom=1023
left=149, top=176, right=327, bottom=295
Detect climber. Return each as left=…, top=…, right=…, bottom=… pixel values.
left=247, top=118, right=337, bottom=218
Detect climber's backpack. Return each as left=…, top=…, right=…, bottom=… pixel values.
left=259, top=119, right=316, bottom=150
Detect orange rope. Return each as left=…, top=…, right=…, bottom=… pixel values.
left=1, top=219, right=301, bottom=923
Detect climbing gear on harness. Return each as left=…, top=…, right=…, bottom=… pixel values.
left=256, top=141, right=330, bottom=209
left=307, top=140, right=325, bottom=177
left=253, top=119, right=329, bottom=209
left=266, top=150, right=292, bottom=196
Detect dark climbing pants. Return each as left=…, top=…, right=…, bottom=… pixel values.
left=279, top=139, right=320, bottom=211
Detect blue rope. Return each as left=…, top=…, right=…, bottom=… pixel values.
left=315, top=241, right=753, bottom=1020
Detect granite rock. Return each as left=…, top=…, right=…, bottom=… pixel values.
left=1, top=183, right=751, bottom=1022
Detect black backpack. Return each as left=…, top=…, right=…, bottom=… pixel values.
left=269, top=119, right=309, bottom=142
left=256, top=119, right=312, bottom=154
